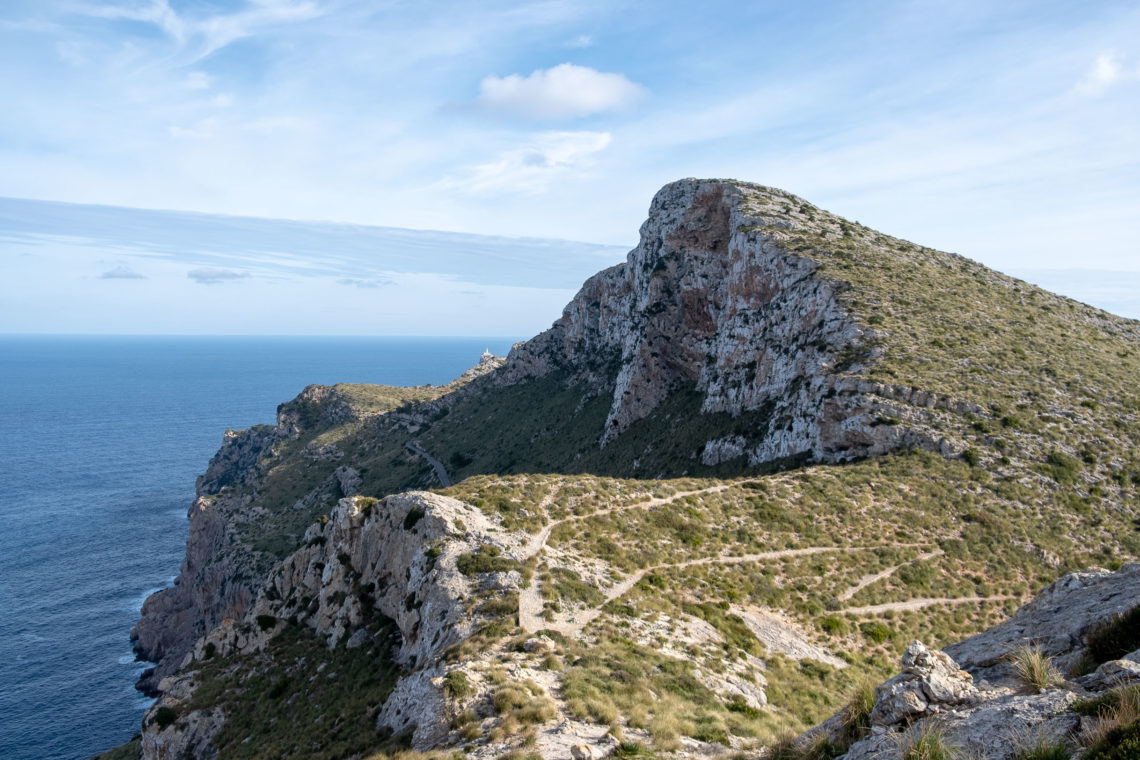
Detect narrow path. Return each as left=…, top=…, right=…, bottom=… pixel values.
left=525, top=545, right=910, bottom=637
left=841, top=595, right=1020, bottom=615
left=837, top=549, right=945, bottom=602
left=518, top=482, right=742, bottom=633
left=405, top=440, right=452, bottom=487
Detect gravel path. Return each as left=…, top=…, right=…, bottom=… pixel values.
left=837, top=549, right=945, bottom=601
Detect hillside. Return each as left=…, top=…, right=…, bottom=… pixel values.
left=117, top=179, right=1140, bottom=760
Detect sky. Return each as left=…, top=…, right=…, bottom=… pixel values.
left=1, top=0, right=1138, bottom=333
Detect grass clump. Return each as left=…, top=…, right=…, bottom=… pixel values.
left=839, top=679, right=875, bottom=745
left=1008, top=644, right=1062, bottom=691
left=1011, top=734, right=1071, bottom=760
left=1083, top=719, right=1140, bottom=760
left=1079, top=686, right=1140, bottom=752
left=897, top=721, right=959, bottom=760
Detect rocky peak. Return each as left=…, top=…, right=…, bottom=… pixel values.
left=503, top=178, right=937, bottom=465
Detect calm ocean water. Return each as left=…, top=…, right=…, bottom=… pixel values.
left=0, top=336, right=519, bottom=760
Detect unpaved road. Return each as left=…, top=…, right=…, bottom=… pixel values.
left=406, top=440, right=452, bottom=487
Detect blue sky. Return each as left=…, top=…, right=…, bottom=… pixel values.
left=1, top=0, right=1138, bottom=333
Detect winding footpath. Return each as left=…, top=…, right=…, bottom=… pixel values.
left=406, top=440, right=452, bottom=487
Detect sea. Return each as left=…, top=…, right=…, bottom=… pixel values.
left=0, top=335, right=520, bottom=760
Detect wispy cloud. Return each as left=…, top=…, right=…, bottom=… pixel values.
left=187, top=267, right=249, bottom=284
left=337, top=277, right=392, bottom=288
left=477, top=63, right=644, bottom=120
left=444, top=131, right=613, bottom=193
left=1076, top=53, right=1126, bottom=95
left=76, top=0, right=323, bottom=61
left=100, top=264, right=146, bottom=279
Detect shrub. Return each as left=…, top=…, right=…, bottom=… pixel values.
left=1009, top=644, right=1062, bottom=691
left=1086, top=606, right=1140, bottom=665
left=860, top=621, right=891, bottom=643
left=256, top=614, right=277, bottom=632
left=152, top=706, right=178, bottom=729
left=819, top=615, right=846, bottom=635
left=443, top=670, right=473, bottom=699
left=456, top=545, right=519, bottom=576
left=403, top=506, right=426, bottom=530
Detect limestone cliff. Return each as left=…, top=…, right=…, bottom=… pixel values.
left=503, top=179, right=964, bottom=466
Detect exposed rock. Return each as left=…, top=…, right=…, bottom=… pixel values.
left=944, top=563, right=1140, bottom=681
left=501, top=179, right=956, bottom=464
left=803, top=565, right=1140, bottom=760
left=869, top=641, right=977, bottom=726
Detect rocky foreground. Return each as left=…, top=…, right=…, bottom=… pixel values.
left=800, top=564, right=1140, bottom=760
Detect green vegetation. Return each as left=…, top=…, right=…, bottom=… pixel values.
left=1086, top=606, right=1140, bottom=665
left=1084, top=720, right=1140, bottom=760
left=92, top=736, right=141, bottom=760
left=1012, top=736, right=1071, bottom=760
left=185, top=620, right=400, bottom=760
left=898, top=722, right=959, bottom=760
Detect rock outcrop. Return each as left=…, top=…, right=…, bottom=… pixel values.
left=139, top=491, right=531, bottom=755
left=801, top=565, right=1140, bottom=760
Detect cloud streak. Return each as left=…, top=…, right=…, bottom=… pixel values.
left=188, top=267, right=250, bottom=284
left=100, top=264, right=146, bottom=279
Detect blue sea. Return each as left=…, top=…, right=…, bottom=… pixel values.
left=0, top=336, right=519, bottom=760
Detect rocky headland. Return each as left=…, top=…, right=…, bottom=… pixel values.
left=108, top=179, right=1140, bottom=760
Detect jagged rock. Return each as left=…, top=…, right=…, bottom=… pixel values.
left=334, top=465, right=362, bottom=497
left=804, top=565, right=1140, bottom=760
left=571, top=744, right=596, bottom=760
left=944, top=563, right=1140, bottom=681
left=1078, top=658, right=1140, bottom=691
left=140, top=706, right=225, bottom=760
left=869, top=641, right=977, bottom=726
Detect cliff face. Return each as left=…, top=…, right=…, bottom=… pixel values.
left=131, top=424, right=279, bottom=693
left=503, top=179, right=955, bottom=466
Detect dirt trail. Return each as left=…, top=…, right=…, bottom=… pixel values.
left=518, top=482, right=741, bottom=633
left=841, top=595, right=1020, bottom=615
left=525, top=545, right=898, bottom=637
left=837, top=549, right=945, bottom=602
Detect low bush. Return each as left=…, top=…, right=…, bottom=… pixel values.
left=1086, top=606, right=1140, bottom=665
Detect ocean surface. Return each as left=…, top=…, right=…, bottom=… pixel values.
left=0, top=336, right=520, bottom=760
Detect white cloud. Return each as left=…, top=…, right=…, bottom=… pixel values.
left=1076, top=53, right=1128, bottom=95
left=477, top=63, right=644, bottom=120
left=567, top=34, right=594, bottom=49
left=445, top=131, right=612, bottom=193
